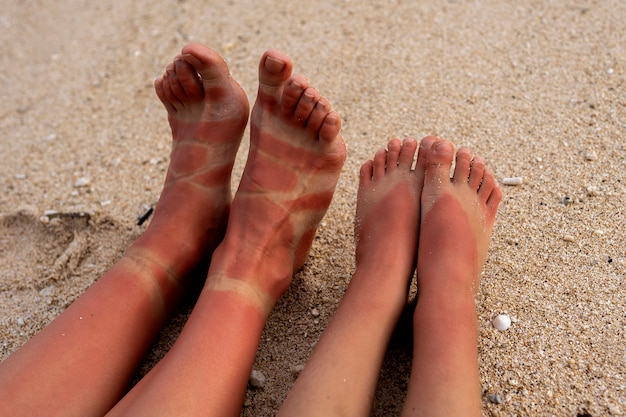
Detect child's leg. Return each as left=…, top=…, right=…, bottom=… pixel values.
left=106, top=49, right=346, bottom=417
left=401, top=139, right=502, bottom=417
left=0, top=44, right=249, bottom=417
left=278, top=137, right=432, bottom=417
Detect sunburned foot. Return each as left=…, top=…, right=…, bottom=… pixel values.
left=128, top=44, right=249, bottom=308
left=206, top=49, right=346, bottom=311
left=353, top=137, right=428, bottom=309
left=417, top=138, right=502, bottom=296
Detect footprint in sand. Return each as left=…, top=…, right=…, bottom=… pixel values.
left=0, top=211, right=136, bottom=358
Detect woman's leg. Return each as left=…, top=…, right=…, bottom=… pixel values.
left=0, top=43, right=249, bottom=417
left=278, top=137, right=432, bottom=417
left=401, top=139, right=502, bottom=417
left=106, top=49, right=346, bottom=417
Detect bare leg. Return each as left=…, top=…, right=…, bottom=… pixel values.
left=278, top=137, right=429, bottom=417
left=0, top=43, right=248, bottom=417
left=401, top=139, right=502, bottom=417
left=106, top=50, right=346, bottom=417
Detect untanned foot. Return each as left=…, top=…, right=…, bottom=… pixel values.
left=353, top=137, right=427, bottom=310
left=128, top=44, right=249, bottom=309
left=417, top=138, right=502, bottom=296
left=206, top=49, right=346, bottom=311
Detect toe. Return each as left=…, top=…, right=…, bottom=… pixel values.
left=281, top=75, right=309, bottom=115
left=398, top=137, right=418, bottom=170
left=478, top=168, right=495, bottom=202
left=468, top=156, right=486, bottom=190
left=180, top=43, right=231, bottom=88
left=360, top=159, right=374, bottom=184
left=452, top=147, right=472, bottom=184
left=307, top=97, right=331, bottom=134
left=318, top=112, right=343, bottom=147
left=486, top=182, right=503, bottom=218
left=257, top=49, right=293, bottom=105
left=155, top=77, right=176, bottom=113
left=386, top=138, right=402, bottom=172
left=424, top=139, right=455, bottom=186
left=174, top=58, right=203, bottom=101
left=161, top=71, right=183, bottom=109
left=373, top=148, right=387, bottom=180
left=416, top=136, right=437, bottom=172
left=294, top=87, right=320, bottom=125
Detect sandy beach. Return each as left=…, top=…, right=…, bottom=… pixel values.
left=1, top=0, right=624, bottom=415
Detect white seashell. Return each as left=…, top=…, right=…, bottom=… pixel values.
left=502, top=177, right=523, bottom=186
left=492, top=314, right=511, bottom=331
left=585, top=151, right=598, bottom=161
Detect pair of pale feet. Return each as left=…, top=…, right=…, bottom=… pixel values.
left=148, top=43, right=502, bottom=415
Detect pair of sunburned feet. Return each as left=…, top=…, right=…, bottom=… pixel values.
left=147, top=43, right=501, bottom=320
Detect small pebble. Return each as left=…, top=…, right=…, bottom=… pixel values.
left=39, top=285, right=55, bottom=297
left=488, top=393, right=504, bottom=404
left=249, top=369, right=265, bottom=389
left=14, top=174, right=27, bottom=180
left=502, top=177, right=523, bottom=186
left=16, top=317, right=25, bottom=326
left=74, top=177, right=90, bottom=187
left=563, top=235, right=576, bottom=243
left=585, top=151, right=598, bottom=161
left=586, top=185, right=600, bottom=197
left=492, top=314, right=511, bottom=331
left=291, top=364, right=305, bottom=376
left=311, top=308, right=320, bottom=318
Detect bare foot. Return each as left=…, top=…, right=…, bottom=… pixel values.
left=129, top=44, right=249, bottom=309
left=353, top=137, right=428, bottom=311
left=402, top=139, right=502, bottom=417
left=417, top=138, right=502, bottom=297
left=206, top=49, right=346, bottom=311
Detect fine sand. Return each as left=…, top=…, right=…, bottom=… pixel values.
left=1, top=1, right=624, bottom=416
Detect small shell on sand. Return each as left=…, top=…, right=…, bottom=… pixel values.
left=502, top=177, right=523, bottom=186
left=493, top=314, right=512, bottom=331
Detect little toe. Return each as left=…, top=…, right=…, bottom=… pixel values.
left=424, top=139, right=455, bottom=186
left=154, top=77, right=176, bottom=113
left=360, top=159, right=375, bottom=184
left=486, top=182, right=503, bottom=217
left=398, top=137, right=418, bottom=170
left=257, top=49, right=293, bottom=105
left=386, top=138, right=403, bottom=172
left=468, top=156, right=486, bottom=190
left=452, top=147, right=472, bottom=184
left=294, top=87, right=320, bottom=125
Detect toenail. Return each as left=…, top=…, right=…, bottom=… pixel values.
left=325, top=115, right=338, bottom=126
left=303, top=91, right=315, bottom=102
left=265, top=55, right=286, bottom=73
left=433, top=141, right=453, bottom=154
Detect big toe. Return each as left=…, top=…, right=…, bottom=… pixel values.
left=257, top=49, right=293, bottom=105
left=424, top=139, right=455, bottom=186
left=180, top=43, right=231, bottom=86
